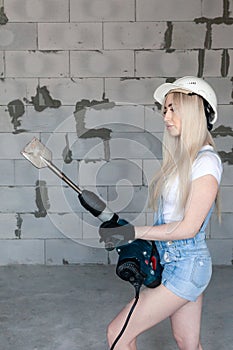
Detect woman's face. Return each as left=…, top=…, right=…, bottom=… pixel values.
left=163, top=93, right=182, bottom=137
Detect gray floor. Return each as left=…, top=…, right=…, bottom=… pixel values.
left=0, top=265, right=232, bottom=350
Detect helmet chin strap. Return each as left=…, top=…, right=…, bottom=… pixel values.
left=203, top=98, right=214, bottom=131
left=187, top=92, right=214, bottom=131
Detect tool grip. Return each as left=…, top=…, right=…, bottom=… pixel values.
left=79, top=190, right=107, bottom=217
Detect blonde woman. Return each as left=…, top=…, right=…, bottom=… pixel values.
left=99, top=76, right=222, bottom=350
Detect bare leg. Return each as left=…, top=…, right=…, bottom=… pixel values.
left=107, top=284, right=188, bottom=349
left=170, top=294, right=203, bottom=350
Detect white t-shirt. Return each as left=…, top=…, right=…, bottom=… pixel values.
left=162, top=145, right=223, bottom=223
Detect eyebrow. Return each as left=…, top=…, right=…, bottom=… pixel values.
left=164, top=103, right=173, bottom=109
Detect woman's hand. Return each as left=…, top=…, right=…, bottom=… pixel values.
left=99, top=215, right=135, bottom=250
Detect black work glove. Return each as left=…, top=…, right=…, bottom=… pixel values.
left=99, top=214, right=135, bottom=250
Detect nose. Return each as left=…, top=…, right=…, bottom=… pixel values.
left=163, top=109, right=171, bottom=122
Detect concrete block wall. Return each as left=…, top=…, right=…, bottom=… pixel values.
left=0, top=0, right=232, bottom=265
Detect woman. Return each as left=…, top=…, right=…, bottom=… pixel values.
left=99, top=76, right=222, bottom=350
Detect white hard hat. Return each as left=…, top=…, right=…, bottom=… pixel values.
left=153, top=76, right=218, bottom=125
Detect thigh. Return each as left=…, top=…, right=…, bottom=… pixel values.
left=108, top=284, right=188, bottom=346
left=170, top=293, right=203, bottom=344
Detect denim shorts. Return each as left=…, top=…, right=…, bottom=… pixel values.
left=155, top=236, right=212, bottom=302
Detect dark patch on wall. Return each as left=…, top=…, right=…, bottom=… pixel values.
left=166, top=77, right=176, bottom=83
left=7, top=99, right=27, bottom=134
left=221, top=49, right=230, bottom=77
left=0, top=6, right=8, bottom=25
left=197, top=49, right=205, bottom=77
left=31, top=86, right=61, bottom=112
left=62, top=134, right=73, bottom=164
left=120, top=77, right=141, bottom=81
left=15, top=213, right=23, bottom=239
left=213, top=125, right=233, bottom=164
left=164, top=22, right=173, bottom=50
left=218, top=148, right=233, bottom=164
left=35, top=180, right=50, bottom=218
left=73, top=95, right=115, bottom=161
left=212, top=125, right=233, bottom=137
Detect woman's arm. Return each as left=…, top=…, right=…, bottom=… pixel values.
left=135, top=174, right=219, bottom=241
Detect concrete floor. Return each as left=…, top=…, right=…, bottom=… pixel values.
left=0, top=265, right=232, bottom=350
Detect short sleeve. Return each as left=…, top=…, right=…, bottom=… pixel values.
left=192, top=152, right=223, bottom=184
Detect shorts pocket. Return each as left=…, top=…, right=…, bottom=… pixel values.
left=191, top=256, right=212, bottom=288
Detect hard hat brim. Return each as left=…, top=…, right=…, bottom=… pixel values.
left=153, top=83, right=192, bottom=105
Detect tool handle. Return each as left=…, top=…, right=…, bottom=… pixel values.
left=44, top=159, right=82, bottom=194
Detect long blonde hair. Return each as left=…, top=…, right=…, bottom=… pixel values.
left=149, top=92, right=220, bottom=216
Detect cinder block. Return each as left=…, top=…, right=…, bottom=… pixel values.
left=14, top=160, right=42, bottom=186
left=109, top=132, right=162, bottom=159
left=5, top=51, right=69, bottom=78
left=78, top=159, right=143, bottom=187
left=45, top=239, right=107, bottom=265
left=40, top=132, right=105, bottom=160
left=215, top=105, right=233, bottom=129
left=0, top=187, right=37, bottom=212
left=211, top=213, right=233, bottom=239
left=203, top=50, right=223, bottom=77
left=105, top=78, right=165, bottom=104
left=5, top=0, right=69, bottom=22
left=214, top=135, right=233, bottom=153
left=23, top=106, right=75, bottom=133
left=145, top=105, right=164, bottom=133
left=40, top=78, right=104, bottom=106
left=0, top=214, right=17, bottom=239
left=19, top=214, right=64, bottom=239
left=38, top=23, right=102, bottom=50
left=0, top=160, right=14, bottom=185
left=221, top=164, right=233, bottom=186
left=0, top=78, right=37, bottom=104
left=220, top=187, right=233, bottom=212
left=212, top=24, right=233, bottom=49
left=0, top=107, right=13, bottom=132
left=104, top=22, right=167, bottom=50
left=0, top=132, right=40, bottom=159
left=108, top=185, right=149, bottom=213
left=0, top=23, right=37, bottom=50
left=46, top=186, right=79, bottom=213
left=52, top=212, right=82, bottom=241
left=201, top=0, right=223, bottom=18
left=70, top=0, right=135, bottom=22
left=205, top=78, right=232, bottom=104
left=137, top=0, right=201, bottom=21
left=70, top=50, right=134, bottom=77
left=0, top=239, right=45, bottom=265
left=84, top=105, right=145, bottom=133
left=172, top=22, right=206, bottom=49
left=207, top=239, right=232, bottom=265
left=136, top=50, right=198, bottom=77
left=143, top=159, right=162, bottom=186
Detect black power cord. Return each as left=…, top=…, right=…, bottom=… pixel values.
left=109, top=284, right=141, bottom=350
